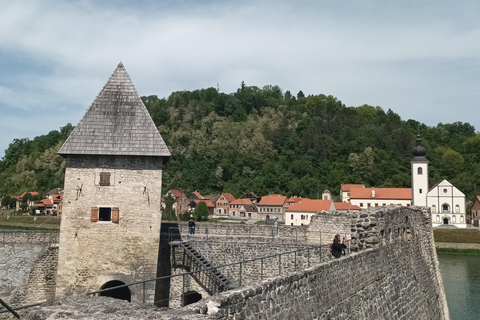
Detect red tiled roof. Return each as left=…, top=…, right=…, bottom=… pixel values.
left=334, top=202, right=361, bottom=210
left=222, top=193, right=236, bottom=202
left=41, top=199, right=53, bottom=205
left=349, top=188, right=412, bottom=200
left=258, top=194, right=287, bottom=206
left=285, top=199, right=332, bottom=212
left=170, top=189, right=183, bottom=198
left=341, top=184, right=365, bottom=192
left=229, top=198, right=253, bottom=205
left=286, top=197, right=304, bottom=204
left=477, top=195, right=480, bottom=203
left=191, top=191, right=206, bottom=200
left=190, top=199, right=215, bottom=208
left=15, top=192, right=39, bottom=198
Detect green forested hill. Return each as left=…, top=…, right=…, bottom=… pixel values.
left=1, top=85, right=480, bottom=206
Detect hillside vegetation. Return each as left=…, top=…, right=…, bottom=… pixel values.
left=1, top=85, right=480, bottom=207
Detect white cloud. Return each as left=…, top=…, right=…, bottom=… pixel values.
left=1, top=0, right=480, bottom=158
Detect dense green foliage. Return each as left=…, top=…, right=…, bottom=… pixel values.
left=0, top=124, right=73, bottom=197
left=1, top=85, right=480, bottom=211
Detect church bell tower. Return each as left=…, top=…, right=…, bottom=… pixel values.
left=411, top=134, right=428, bottom=206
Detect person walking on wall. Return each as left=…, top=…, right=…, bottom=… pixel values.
left=188, top=216, right=196, bottom=235
left=330, top=234, right=346, bottom=258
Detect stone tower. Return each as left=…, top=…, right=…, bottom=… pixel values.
left=411, top=133, right=428, bottom=206
left=55, top=63, right=170, bottom=303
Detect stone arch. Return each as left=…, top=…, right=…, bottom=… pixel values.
left=182, top=290, right=202, bottom=306
left=99, top=280, right=131, bottom=302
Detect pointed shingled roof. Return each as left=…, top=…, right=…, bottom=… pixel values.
left=58, top=62, right=171, bottom=157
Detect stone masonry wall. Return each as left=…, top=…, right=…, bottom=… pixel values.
left=0, top=231, right=59, bottom=305
left=56, top=155, right=163, bottom=304
left=164, top=206, right=449, bottom=320
left=172, top=222, right=307, bottom=244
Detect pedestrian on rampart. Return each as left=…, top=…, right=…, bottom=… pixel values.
left=188, top=216, right=196, bottom=235
left=330, top=234, right=346, bottom=258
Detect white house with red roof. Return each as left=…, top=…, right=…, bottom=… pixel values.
left=187, top=199, right=215, bottom=216
left=215, top=193, right=236, bottom=215
left=257, top=194, right=287, bottom=221
left=345, top=186, right=413, bottom=209
left=13, top=192, right=39, bottom=211
left=285, top=199, right=335, bottom=226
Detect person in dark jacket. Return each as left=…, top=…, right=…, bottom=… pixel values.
left=330, top=234, right=346, bottom=258
left=188, top=216, right=196, bottom=235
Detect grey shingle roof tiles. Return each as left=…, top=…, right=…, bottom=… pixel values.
left=58, top=62, right=171, bottom=158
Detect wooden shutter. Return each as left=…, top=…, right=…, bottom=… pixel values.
left=112, top=207, right=119, bottom=223
left=91, top=207, right=98, bottom=222
left=99, top=172, right=111, bottom=186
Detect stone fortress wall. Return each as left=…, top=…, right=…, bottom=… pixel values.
left=2, top=206, right=449, bottom=320
left=160, top=206, right=449, bottom=320
left=0, top=231, right=59, bottom=306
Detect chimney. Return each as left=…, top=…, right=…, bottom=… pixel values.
left=372, top=187, right=375, bottom=198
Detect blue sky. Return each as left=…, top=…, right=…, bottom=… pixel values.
left=1, top=0, right=480, bottom=158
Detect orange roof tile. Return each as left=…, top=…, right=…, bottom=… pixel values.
left=286, top=197, right=304, bottom=204
left=477, top=195, right=480, bottom=203
left=341, top=184, right=365, bottom=192
left=169, top=189, right=184, bottom=198
left=222, top=193, right=236, bottom=202
left=191, top=199, right=215, bottom=208
left=258, top=194, right=287, bottom=206
left=229, top=198, right=253, bottom=205
left=285, top=199, right=332, bottom=212
left=334, top=202, right=361, bottom=210
left=349, top=188, right=412, bottom=200
left=191, top=191, right=206, bottom=200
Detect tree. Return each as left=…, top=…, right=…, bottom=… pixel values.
left=1, top=195, right=11, bottom=209
left=194, top=201, right=209, bottom=221
left=297, top=90, right=305, bottom=99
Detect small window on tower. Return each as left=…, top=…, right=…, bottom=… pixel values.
left=99, top=172, right=111, bottom=186
left=419, top=189, right=422, bottom=194
left=418, top=167, right=423, bottom=175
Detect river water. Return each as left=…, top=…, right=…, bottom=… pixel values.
left=438, top=253, right=480, bottom=320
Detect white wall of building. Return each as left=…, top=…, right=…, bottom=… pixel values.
left=427, top=180, right=466, bottom=228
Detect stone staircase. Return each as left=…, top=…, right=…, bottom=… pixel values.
left=171, top=241, right=233, bottom=295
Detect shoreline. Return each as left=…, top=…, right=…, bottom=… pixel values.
left=435, top=242, right=480, bottom=250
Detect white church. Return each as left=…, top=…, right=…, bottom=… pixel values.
left=411, top=134, right=467, bottom=228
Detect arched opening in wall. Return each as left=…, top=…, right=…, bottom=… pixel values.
left=443, top=218, right=449, bottom=225
left=442, top=203, right=450, bottom=212
left=455, top=205, right=460, bottom=213
left=266, top=215, right=270, bottom=219
left=417, top=167, right=423, bottom=175
left=99, top=280, right=131, bottom=302
left=182, top=290, right=202, bottom=306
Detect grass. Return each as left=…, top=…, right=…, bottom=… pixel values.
left=433, top=229, right=480, bottom=244
left=436, top=248, right=480, bottom=255
left=0, top=214, right=60, bottom=230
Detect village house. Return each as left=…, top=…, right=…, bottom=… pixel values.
left=163, top=189, right=189, bottom=216
left=189, top=191, right=207, bottom=201
left=242, top=192, right=260, bottom=204
left=215, top=193, right=236, bottom=215
left=285, top=199, right=335, bottom=226
left=47, top=188, right=64, bottom=216
left=257, top=194, right=287, bottom=221
left=228, top=198, right=253, bottom=217
left=471, top=196, right=480, bottom=226
left=34, top=199, right=53, bottom=214
left=238, top=203, right=258, bottom=219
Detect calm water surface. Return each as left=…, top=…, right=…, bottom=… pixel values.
left=438, top=253, right=480, bottom=320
